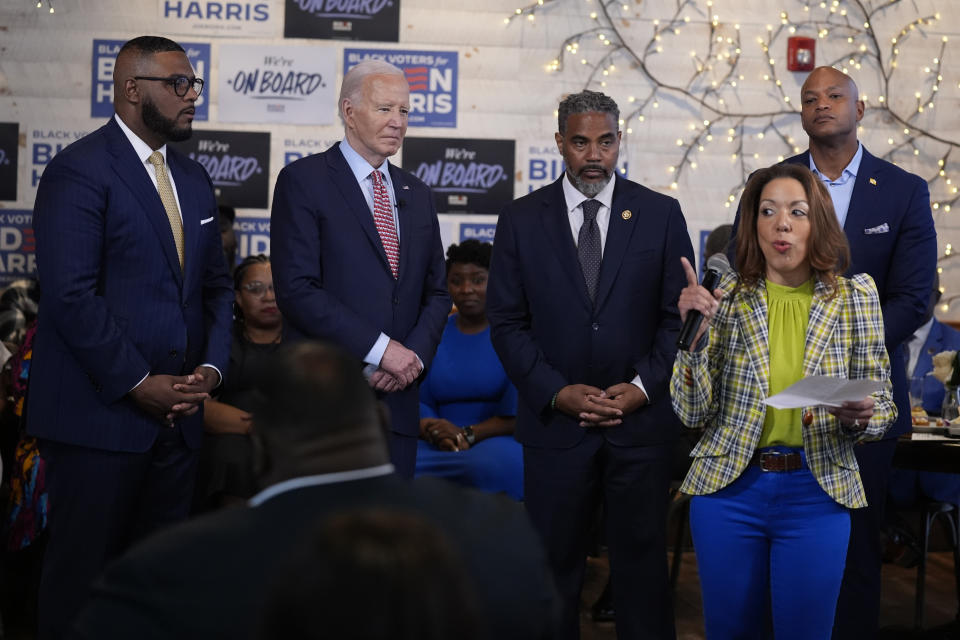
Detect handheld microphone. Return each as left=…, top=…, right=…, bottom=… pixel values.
left=676, top=253, right=730, bottom=351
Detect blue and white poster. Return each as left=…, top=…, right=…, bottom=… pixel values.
left=0, top=210, right=37, bottom=284
left=281, top=135, right=338, bottom=166
left=158, top=0, right=278, bottom=37
left=403, top=137, right=514, bottom=214
left=344, top=49, right=457, bottom=128
left=283, top=0, right=400, bottom=41
left=0, top=123, right=18, bottom=202
left=27, top=124, right=93, bottom=205
left=459, top=222, right=496, bottom=243
left=172, top=130, right=271, bottom=209
left=218, top=45, right=336, bottom=125
left=235, top=216, right=271, bottom=259
left=91, top=39, right=211, bottom=120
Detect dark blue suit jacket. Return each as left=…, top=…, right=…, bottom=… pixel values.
left=28, top=117, right=234, bottom=453
left=731, top=146, right=937, bottom=438
left=487, top=176, right=694, bottom=448
left=912, top=319, right=960, bottom=415
left=270, top=143, right=450, bottom=437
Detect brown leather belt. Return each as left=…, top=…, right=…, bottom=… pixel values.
left=752, top=451, right=804, bottom=472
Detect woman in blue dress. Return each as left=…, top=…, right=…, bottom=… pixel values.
left=416, top=240, right=523, bottom=500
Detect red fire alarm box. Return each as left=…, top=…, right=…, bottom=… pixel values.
left=787, top=37, right=816, bottom=71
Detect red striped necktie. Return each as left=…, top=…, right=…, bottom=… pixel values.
left=370, top=169, right=399, bottom=278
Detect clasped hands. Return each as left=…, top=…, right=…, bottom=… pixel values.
left=556, top=383, right=648, bottom=427
left=420, top=417, right=468, bottom=452
left=369, top=339, right=422, bottom=393
left=129, top=365, right=218, bottom=426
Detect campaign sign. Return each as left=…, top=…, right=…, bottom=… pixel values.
left=521, top=142, right=628, bottom=194
left=235, top=216, right=271, bottom=259
left=283, top=0, right=400, bottom=41
left=281, top=136, right=338, bottom=166
left=158, top=0, right=277, bottom=37
left=459, top=222, right=496, bottom=244
left=344, top=49, right=457, bottom=128
left=403, top=138, right=514, bottom=214
left=219, top=45, right=336, bottom=125
left=91, top=39, right=210, bottom=120
left=28, top=125, right=93, bottom=204
left=0, top=123, right=18, bottom=202
left=0, top=210, right=37, bottom=284
left=172, top=130, right=270, bottom=209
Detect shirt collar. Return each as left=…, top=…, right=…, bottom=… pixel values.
left=248, top=463, right=395, bottom=507
left=561, top=171, right=616, bottom=213
left=114, top=113, right=166, bottom=165
left=340, top=137, right=391, bottom=184
left=912, top=316, right=935, bottom=347
left=809, top=142, right=862, bottom=182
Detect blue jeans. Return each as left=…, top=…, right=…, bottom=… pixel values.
left=690, top=448, right=851, bottom=640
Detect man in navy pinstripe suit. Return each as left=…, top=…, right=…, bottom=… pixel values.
left=28, top=36, right=233, bottom=638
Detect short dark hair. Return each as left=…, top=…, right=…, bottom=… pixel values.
left=735, top=164, right=850, bottom=296
left=445, top=239, right=491, bottom=273
left=557, top=90, right=620, bottom=135
left=254, top=342, right=378, bottom=441
left=118, top=36, right=185, bottom=57
left=259, top=509, right=481, bottom=640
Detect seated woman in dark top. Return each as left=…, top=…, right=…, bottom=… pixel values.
left=416, top=240, right=522, bottom=500
left=193, top=255, right=282, bottom=511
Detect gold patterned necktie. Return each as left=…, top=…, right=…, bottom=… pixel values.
left=147, top=151, right=185, bottom=270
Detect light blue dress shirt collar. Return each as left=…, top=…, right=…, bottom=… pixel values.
left=808, top=142, right=862, bottom=229
left=339, top=137, right=397, bottom=214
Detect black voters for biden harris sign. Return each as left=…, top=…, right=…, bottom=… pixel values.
left=402, top=138, right=515, bottom=214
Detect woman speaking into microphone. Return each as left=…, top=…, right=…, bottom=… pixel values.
left=669, top=163, right=896, bottom=640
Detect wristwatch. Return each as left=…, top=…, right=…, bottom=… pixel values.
left=462, top=425, right=477, bottom=445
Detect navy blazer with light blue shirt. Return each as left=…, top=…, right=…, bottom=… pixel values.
left=270, top=142, right=450, bottom=437
left=28, top=117, right=235, bottom=452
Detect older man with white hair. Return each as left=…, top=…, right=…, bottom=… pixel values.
left=270, top=60, right=450, bottom=477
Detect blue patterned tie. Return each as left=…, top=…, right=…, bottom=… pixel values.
left=578, top=199, right=601, bottom=303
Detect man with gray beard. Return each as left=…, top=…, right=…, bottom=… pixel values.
left=487, top=90, right=694, bottom=639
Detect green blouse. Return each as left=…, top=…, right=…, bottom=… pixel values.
left=759, top=278, right=815, bottom=448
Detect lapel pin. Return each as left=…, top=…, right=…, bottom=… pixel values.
left=869, top=178, right=877, bottom=186
left=621, top=210, right=632, bottom=220
left=402, top=185, right=410, bottom=190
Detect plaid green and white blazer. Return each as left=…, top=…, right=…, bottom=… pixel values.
left=670, top=271, right=896, bottom=509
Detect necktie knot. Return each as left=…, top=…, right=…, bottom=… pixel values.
left=148, top=151, right=164, bottom=168
left=582, top=199, right=600, bottom=223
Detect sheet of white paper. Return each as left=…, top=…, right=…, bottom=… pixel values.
left=764, top=375, right=884, bottom=409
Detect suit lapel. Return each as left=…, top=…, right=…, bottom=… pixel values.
left=802, top=281, right=841, bottom=376
left=594, top=176, right=638, bottom=310
left=167, top=149, right=199, bottom=293
left=842, top=149, right=884, bottom=257
left=327, top=144, right=393, bottom=277
left=539, top=179, right=592, bottom=311
left=736, top=284, right=770, bottom=396
left=105, top=120, right=183, bottom=285
left=389, top=164, right=414, bottom=282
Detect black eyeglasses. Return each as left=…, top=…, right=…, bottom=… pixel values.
left=134, top=75, right=204, bottom=98
left=240, top=281, right=274, bottom=297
